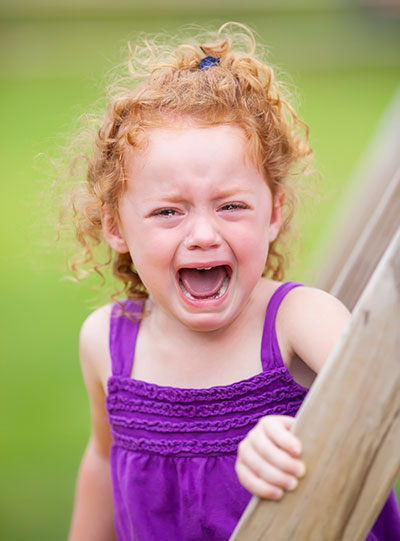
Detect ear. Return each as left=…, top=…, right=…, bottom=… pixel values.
left=268, top=191, right=284, bottom=243
left=101, top=206, right=129, bottom=254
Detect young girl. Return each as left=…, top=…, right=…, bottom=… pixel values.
left=67, top=23, right=400, bottom=541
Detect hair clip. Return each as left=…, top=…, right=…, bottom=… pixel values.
left=198, top=56, right=220, bottom=70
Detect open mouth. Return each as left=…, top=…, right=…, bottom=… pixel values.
left=178, top=265, right=231, bottom=301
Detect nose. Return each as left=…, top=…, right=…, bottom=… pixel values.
left=184, top=214, right=222, bottom=251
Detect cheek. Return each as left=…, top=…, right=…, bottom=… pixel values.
left=128, top=230, right=177, bottom=277
left=231, top=217, right=271, bottom=252
left=231, top=218, right=272, bottom=276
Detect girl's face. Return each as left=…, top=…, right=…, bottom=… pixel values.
left=103, top=123, right=283, bottom=332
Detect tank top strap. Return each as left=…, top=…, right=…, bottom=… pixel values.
left=109, top=299, right=143, bottom=377
left=260, top=281, right=304, bottom=371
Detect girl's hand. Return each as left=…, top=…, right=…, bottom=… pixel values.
left=235, top=415, right=306, bottom=500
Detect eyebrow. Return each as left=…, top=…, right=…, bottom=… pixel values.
left=144, top=187, right=253, bottom=203
left=142, top=194, right=184, bottom=204
left=213, top=187, right=253, bottom=199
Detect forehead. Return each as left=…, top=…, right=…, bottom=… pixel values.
left=124, top=123, right=256, bottom=177
left=121, top=124, right=272, bottom=206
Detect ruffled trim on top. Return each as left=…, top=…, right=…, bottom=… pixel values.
left=107, top=367, right=308, bottom=456
left=108, top=366, right=304, bottom=402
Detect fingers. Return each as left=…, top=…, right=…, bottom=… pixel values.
left=261, top=416, right=300, bottom=454
left=258, top=416, right=303, bottom=461
left=235, top=415, right=306, bottom=500
left=235, top=459, right=285, bottom=500
left=236, top=442, right=298, bottom=499
left=251, top=430, right=305, bottom=478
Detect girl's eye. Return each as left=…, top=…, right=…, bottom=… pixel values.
left=153, top=208, right=180, bottom=217
left=219, top=203, right=248, bottom=212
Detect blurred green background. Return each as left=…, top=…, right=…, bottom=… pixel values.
left=1, top=1, right=399, bottom=539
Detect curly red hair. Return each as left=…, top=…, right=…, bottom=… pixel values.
left=67, top=22, right=312, bottom=301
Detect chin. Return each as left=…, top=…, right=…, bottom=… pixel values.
left=178, top=311, right=235, bottom=333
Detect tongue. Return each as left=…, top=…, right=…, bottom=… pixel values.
left=179, top=266, right=227, bottom=298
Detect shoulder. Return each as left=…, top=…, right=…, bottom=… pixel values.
left=276, top=285, right=351, bottom=374
left=79, top=304, right=115, bottom=455
left=80, top=303, right=113, bottom=343
left=278, top=285, right=350, bottom=323
left=79, top=303, right=113, bottom=393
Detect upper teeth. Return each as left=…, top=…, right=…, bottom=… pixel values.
left=197, top=267, right=212, bottom=270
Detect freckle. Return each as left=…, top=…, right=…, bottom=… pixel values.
left=363, top=310, right=370, bottom=325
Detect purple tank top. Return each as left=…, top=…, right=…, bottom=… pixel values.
left=106, top=282, right=400, bottom=541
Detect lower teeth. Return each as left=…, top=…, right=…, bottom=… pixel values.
left=180, top=276, right=229, bottom=300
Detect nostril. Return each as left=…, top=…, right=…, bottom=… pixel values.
left=185, top=221, right=221, bottom=250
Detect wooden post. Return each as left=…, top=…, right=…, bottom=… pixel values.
left=328, top=168, right=400, bottom=311
left=230, top=229, right=400, bottom=541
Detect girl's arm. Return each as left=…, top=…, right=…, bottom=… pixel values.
left=69, top=306, right=117, bottom=541
left=236, top=287, right=351, bottom=499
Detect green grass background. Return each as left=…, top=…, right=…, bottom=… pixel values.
left=1, top=2, right=399, bottom=539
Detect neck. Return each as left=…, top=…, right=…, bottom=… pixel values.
left=133, top=280, right=274, bottom=388
left=146, top=293, right=256, bottom=348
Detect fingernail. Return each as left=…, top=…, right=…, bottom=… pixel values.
left=287, top=477, right=298, bottom=491
left=291, top=444, right=301, bottom=457
left=296, top=462, right=306, bottom=477
left=273, top=489, right=284, bottom=500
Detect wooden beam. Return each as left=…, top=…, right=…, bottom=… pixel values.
left=329, top=167, right=400, bottom=310
left=230, top=229, right=400, bottom=541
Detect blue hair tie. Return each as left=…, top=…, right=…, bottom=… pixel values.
left=198, top=56, right=220, bottom=70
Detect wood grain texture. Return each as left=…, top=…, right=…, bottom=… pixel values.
left=230, top=229, right=400, bottom=541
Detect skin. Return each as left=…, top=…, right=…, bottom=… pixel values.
left=69, top=123, right=351, bottom=539
left=105, top=124, right=282, bottom=334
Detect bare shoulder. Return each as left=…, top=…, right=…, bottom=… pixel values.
left=276, top=286, right=351, bottom=374
left=80, top=304, right=113, bottom=392
left=79, top=304, right=114, bottom=456
left=279, top=286, right=350, bottom=323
